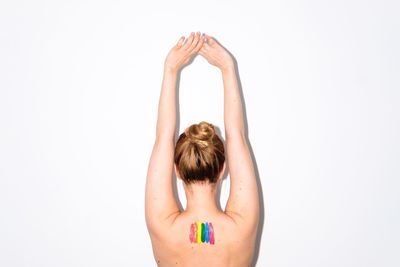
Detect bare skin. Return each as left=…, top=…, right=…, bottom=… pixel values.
left=145, top=32, right=259, bottom=267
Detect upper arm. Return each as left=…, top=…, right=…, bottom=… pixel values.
left=224, top=133, right=259, bottom=227
left=145, top=137, right=180, bottom=232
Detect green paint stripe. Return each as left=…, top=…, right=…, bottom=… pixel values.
left=201, top=223, right=206, bottom=242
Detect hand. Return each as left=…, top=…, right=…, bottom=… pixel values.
left=198, top=34, right=235, bottom=72
left=164, top=32, right=205, bottom=73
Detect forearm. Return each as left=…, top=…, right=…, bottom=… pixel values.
left=222, top=66, right=245, bottom=139
left=155, top=67, right=178, bottom=140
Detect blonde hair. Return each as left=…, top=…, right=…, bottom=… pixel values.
left=174, top=121, right=225, bottom=184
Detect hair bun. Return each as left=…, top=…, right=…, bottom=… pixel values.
left=185, top=121, right=215, bottom=145
left=174, top=121, right=225, bottom=184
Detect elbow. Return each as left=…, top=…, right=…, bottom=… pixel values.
left=154, top=132, right=175, bottom=144
left=225, top=130, right=247, bottom=143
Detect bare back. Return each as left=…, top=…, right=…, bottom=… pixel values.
left=145, top=33, right=260, bottom=267
left=149, top=211, right=257, bottom=267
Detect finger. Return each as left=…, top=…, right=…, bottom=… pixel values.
left=201, top=41, right=210, bottom=51
left=189, top=32, right=201, bottom=52
left=183, top=32, right=195, bottom=50
left=193, top=33, right=205, bottom=53
left=176, top=36, right=185, bottom=48
left=189, top=32, right=200, bottom=50
left=202, top=39, right=211, bottom=49
left=199, top=46, right=209, bottom=58
left=199, top=41, right=207, bottom=52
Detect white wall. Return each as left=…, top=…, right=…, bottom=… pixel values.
left=1, top=0, right=399, bottom=266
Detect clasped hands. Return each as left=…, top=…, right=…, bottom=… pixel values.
left=164, top=32, right=234, bottom=74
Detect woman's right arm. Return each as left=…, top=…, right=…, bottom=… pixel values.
left=199, top=35, right=259, bottom=227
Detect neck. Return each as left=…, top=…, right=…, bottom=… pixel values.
left=184, top=181, right=221, bottom=216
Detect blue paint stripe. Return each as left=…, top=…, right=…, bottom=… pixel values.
left=205, top=222, right=209, bottom=243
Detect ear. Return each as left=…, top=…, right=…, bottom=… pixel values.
left=218, top=161, right=227, bottom=180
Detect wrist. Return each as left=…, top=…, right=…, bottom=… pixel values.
left=164, top=65, right=179, bottom=75
left=220, top=63, right=235, bottom=75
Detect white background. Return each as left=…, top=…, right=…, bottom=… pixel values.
left=1, top=0, right=399, bottom=266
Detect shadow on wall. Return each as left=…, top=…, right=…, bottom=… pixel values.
left=171, top=38, right=265, bottom=267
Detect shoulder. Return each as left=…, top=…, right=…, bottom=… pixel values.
left=147, top=211, right=181, bottom=241
left=224, top=210, right=259, bottom=239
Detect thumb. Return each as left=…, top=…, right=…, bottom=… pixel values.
left=204, top=34, right=216, bottom=46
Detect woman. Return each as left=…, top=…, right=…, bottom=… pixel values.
left=145, top=32, right=260, bottom=267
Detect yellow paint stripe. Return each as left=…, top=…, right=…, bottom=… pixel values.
left=197, top=221, right=202, bottom=244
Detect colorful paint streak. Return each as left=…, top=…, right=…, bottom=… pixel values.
left=189, top=221, right=214, bottom=245
left=209, top=222, right=215, bottom=245
left=189, top=223, right=197, bottom=243
left=196, top=222, right=201, bottom=243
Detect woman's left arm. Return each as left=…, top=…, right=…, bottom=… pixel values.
left=145, top=32, right=205, bottom=230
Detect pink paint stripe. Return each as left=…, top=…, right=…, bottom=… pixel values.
left=189, top=223, right=196, bottom=243
left=209, top=222, right=215, bottom=245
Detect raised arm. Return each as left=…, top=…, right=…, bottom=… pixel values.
left=145, top=32, right=205, bottom=231
left=199, top=35, right=259, bottom=227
